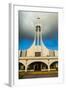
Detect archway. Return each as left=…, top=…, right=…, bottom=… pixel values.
left=27, top=62, right=48, bottom=71
left=50, top=61, right=58, bottom=71
left=19, top=62, right=25, bottom=70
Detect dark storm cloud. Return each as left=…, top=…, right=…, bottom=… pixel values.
left=19, top=11, right=58, bottom=37
left=18, top=11, right=58, bottom=50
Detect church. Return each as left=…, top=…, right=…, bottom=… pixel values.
left=18, top=17, right=58, bottom=78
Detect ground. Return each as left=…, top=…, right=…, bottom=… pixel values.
left=19, top=71, right=58, bottom=79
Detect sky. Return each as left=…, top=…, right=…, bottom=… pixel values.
left=18, top=11, right=58, bottom=50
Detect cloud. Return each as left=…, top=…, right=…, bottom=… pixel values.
left=18, top=11, right=58, bottom=50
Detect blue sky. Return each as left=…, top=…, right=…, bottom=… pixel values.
left=19, top=11, right=58, bottom=50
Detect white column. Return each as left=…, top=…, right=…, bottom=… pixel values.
left=25, top=66, right=27, bottom=72
left=48, top=60, right=50, bottom=71
left=48, top=65, right=50, bottom=71
left=25, top=60, right=28, bottom=72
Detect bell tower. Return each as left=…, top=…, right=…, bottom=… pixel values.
left=35, top=17, right=42, bottom=56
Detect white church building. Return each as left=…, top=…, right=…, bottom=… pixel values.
left=18, top=17, right=58, bottom=72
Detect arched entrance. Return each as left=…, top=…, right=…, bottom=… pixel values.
left=50, top=61, right=58, bottom=71
left=19, top=62, right=25, bottom=70
left=27, top=62, right=48, bottom=71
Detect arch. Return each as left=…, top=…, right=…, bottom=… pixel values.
left=27, top=60, right=48, bottom=66
left=19, top=60, right=26, bottom=66
left=27, top=61, right=48, bottom=71
left=19, top=62, right=25, bottom=70
left=50, top=61, right=58, bottom=71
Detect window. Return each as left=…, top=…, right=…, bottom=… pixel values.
left=35, top=52, right=41, bottom=57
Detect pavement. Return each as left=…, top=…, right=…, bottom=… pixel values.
left=19, top=71, right=58, bottom=79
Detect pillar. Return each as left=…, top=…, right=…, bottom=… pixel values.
left=48, top=60, right=50, bottom=71
left=25, top=60, right=28, bottom=72
left=48, top=65, right=50, bottom=71
left=25, top=65, right=27, bottom=72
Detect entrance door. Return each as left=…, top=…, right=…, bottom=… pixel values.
left=35, top=63, right=41, bottom=71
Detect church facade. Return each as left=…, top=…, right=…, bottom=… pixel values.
left=18, top=17, right=58, bottom=78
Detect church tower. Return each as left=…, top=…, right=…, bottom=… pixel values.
left=34, top=17, right=42, bottom=56
left=19, top=17, right=56, bottom=57
left=34, top=17, right=49, bottom=57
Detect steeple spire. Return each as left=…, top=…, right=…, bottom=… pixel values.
left=35, top=17, right=41, bottom=45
